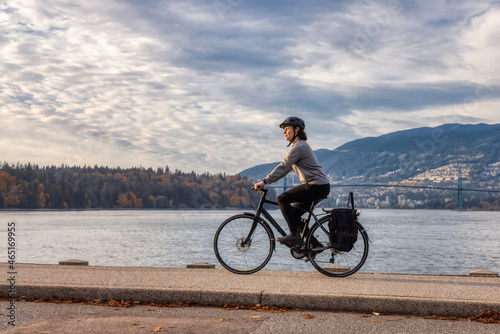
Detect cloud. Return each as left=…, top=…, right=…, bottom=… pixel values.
left=1, top=0, right=499, bottom=173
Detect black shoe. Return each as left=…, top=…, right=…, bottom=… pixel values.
left=276, top=234, right=302, bottom=246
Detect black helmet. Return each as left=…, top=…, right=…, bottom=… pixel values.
left=279, top=116, right=305, bottom=130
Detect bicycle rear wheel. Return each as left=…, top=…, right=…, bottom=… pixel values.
left=307, top=216, right=369, bottom=277
left=214, top=214, right=274, bottom=274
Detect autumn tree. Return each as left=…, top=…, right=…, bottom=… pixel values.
left=37, top=183, right=49, bottom=208
left=5, top=185, right=21, bottom=208
left=0, top=171, right=15, bottom=196
left=145, top=195, right=156, bottom=208
left=116, top=193, right=131, bottom=208
left=229, top=195, right=240, bottom=207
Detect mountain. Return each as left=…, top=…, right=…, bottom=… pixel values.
left=239, top=123, right=500, bottom=186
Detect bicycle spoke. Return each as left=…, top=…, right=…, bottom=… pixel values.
left=214, top=214, right=273, bottom=274
left=307, top=217, right=369, bottom=277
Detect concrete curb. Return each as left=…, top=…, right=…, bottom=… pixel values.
left=263, top=292, right=500, bottom=318
left=1, top=284, right=262, bottom=307
left=2, top=284, right=499, bottom=318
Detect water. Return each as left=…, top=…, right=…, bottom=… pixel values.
left=1, top=209, right=499, bottom=275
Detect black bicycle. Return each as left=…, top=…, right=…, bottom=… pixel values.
left=213, top=188, right=369, bottom=277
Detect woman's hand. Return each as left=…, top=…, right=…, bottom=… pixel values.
left=254, top=181, right=266, bottom=191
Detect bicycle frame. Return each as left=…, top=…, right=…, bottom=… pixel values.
left=242, top=188, right=327, bottom=247
left=241, top=189, right=283, bottom=247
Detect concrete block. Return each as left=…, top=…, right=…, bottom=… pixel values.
left=186, top=262, right=215, bottom=269
left=469, top=270, right=498, bottom=277
left=59, top=259, right=89, bottom=266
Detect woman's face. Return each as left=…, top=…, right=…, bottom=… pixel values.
left=283, top=125, right=297, bottom=141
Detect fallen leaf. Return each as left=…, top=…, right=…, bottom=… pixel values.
left=130, top=323, right=138, bottom=326
left=370, top=320, right=379, bottom=323
left=147, top=326, right=163, bottom=332
left=219, top=319, right=225, bottom=322
left=469, top=310, right=500, bottom=323
left=221, top=303, right=287, bottom=313
left=425, top=315, right=459, bottom=321
left=304, top=314, right=314, bottom=319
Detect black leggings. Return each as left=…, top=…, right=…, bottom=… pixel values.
left=277, top=183, right=330, bottom=232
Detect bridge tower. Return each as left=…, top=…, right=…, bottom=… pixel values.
left=457, top=166, right=463, bottom=210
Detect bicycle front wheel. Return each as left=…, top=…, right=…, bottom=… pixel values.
left=214, top=214, right=274, bottom=275
left=307, top=216, right=369, bottom=277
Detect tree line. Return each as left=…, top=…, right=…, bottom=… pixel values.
left=0, top=163, right=261, bottom=209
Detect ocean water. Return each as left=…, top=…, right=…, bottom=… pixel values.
left=2, top=209, right=499, bottom=275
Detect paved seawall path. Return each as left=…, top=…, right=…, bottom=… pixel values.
left=1, top=263, right=499, bottom=318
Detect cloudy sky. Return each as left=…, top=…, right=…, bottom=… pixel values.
left=1, top=0, right=499, bottom=174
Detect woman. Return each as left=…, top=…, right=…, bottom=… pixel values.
left=254, top=117, right=330, bottom=246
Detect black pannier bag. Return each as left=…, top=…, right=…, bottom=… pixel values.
left=329, top=193, right=358, bottom=252
left=329, top=209, right=358, bottom=251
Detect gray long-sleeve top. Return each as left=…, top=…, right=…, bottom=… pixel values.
left=263, top=140, right=330, bottom=185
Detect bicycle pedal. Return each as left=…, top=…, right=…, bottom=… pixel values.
left=284, top=242, right=303, bottom=249
left=311, top=246, right=328, bottom=251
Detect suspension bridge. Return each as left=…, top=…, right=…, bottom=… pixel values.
left=275, top=167, right=500, bottom=209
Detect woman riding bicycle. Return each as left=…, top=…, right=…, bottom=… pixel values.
left=254, top=117, right=330, bottom=246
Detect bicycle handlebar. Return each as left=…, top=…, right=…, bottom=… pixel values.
left=250, top=186, right=268, bottom=193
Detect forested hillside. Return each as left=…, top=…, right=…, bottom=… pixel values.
left=0, top=163, right=254, bottom=209
left=241, top=123, right=500, bottom=186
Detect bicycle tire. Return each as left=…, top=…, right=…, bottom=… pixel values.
left=306, top=216, right=369, bottom=277
left=214, top=214, right=274, bottom=275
